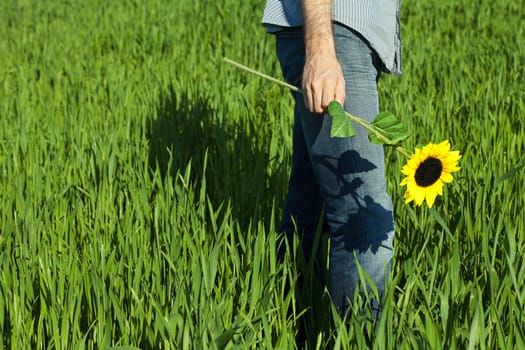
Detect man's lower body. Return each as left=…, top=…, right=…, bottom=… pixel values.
left=275, top=23, right=395, bottom=316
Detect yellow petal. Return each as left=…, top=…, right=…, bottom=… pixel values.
left=440, top=172, right=454, bottom=183
left=425, top=188, right=438, bottom=207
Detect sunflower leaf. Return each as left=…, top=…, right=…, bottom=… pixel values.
left=328, top=101, right=356, bottom=138
left=369, top=111, right=410, bottom=145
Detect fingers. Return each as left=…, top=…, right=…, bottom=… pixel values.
left=323, top=76, right=345, bottom=110
left=303, top=76, right=345, bottom=113
left=302, top=61, right=346, bottom=114
left=334, top=76, right=346, bottom=107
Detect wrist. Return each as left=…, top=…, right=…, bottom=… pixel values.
left=304, top=37, right=336, bottom=59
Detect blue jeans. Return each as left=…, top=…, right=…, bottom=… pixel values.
left=275, top=24, right=395, bottom=315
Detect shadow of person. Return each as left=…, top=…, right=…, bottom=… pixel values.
left=147, top=84, right=288, bottom=232
left=147, top=87, right=224, bottom=182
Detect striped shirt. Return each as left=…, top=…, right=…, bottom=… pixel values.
left=262, top=0, right=402, bottom=75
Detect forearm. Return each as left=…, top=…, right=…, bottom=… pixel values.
left=300, top=0, right=344, bottom=113
left=301, top=0, right=336, bottom=57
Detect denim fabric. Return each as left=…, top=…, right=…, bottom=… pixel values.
left=275, top=23, right=395, bottom=315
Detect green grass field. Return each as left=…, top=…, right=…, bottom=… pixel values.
left=1, top=0, right=524, bottom=348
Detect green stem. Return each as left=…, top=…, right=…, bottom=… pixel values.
left=223, top=57, right=412, bottom=158
left=344, top=111, right=411, bottom=157
left=345, top=111, right=389, bottom=142
left=395, top=146, right=412, bottom=158
left=223, top=57, right=302, bottom=93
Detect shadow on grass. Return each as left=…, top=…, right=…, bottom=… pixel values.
left=148, top=84, right=336, bottom=348
left=147, top=84, right=287, bottom=232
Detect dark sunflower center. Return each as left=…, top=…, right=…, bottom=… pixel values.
left=414, top=157, right=443, bottom=187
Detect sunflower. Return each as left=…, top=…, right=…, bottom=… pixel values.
left=400, top=140, right=461, bottom=207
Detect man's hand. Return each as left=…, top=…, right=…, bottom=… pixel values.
left=302, top=52, right=345, bottom=114
left=301, top=0, right=345, bottom=114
